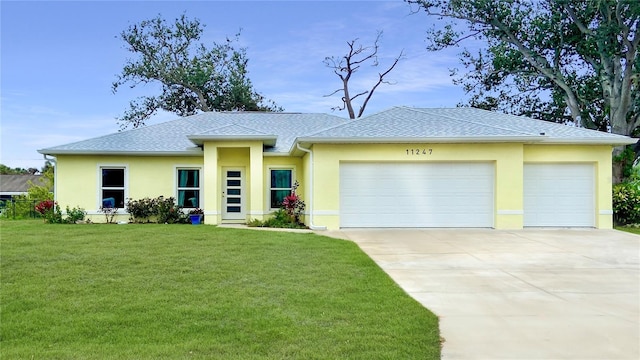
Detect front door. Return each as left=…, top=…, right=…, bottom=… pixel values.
left=222, top=168, right=245, bottom=220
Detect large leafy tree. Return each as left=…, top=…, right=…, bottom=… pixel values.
left=113, top=14, right=281, bottom=129
left=407, top=0, right=639, bottom=138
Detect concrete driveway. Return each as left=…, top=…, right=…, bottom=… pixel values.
left=326, top=229, right=640, bottom=360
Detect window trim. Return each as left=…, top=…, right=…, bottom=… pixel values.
left=268, top=167, right=295, bottom=210
left=97, top=164, right=128, bottom=209
left=175, top=166, right=202, bottom=209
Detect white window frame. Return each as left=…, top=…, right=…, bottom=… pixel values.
left=97, top=164, right=128, bottom=209
left=175, top=166, right=202, bottom=209
left=268, top=167, right=295, bottom=210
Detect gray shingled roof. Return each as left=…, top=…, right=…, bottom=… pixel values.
left=38, top=112, right=348, bottom=155
left=188, top=124, right=278, bottom=146
left=301, top=107, right=636, bottom=145
left=38, top=107, right=635, bottom=156
left=0, top=175, right=47, bottom=194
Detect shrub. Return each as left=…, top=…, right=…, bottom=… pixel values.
left=248, top=209, right=306, bottom=229
left=35, top=200, right=63, bottom=224
left=126, top=197, right=157, bottom=223
left=124, top=196, right=188, bottom=224
left=34, top=200, right=55, bottom=215
left=33, top=201, right=85, bottom=224
left=613, top=182, right=640, bottom=226
left=99, top=206, right=119, bottom=224
left=281, top=180, right=305, bottom=224
left=65, top=206, right=86, bottom=223
left=155, top=196, right=186, bottom=224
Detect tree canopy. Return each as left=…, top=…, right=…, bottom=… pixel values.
left=407, top=0, right=639, bottom=137
left=113, top=14, right=281, bottom=129
left=0, top=164, right=39, bottom=175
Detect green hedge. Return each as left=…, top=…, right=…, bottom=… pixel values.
left=613, top=182, right=640, bottom=226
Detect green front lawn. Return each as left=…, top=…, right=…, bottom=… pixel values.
left=617, top=226, right=640, bottom=235
left=1, top=221, right=440, bottom=359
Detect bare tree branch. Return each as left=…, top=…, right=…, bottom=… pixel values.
left=324, top=31, right=404, bottom=119
left=357, top=50, right=404, bottom=118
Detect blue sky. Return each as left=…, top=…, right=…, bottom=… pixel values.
left=1, top=0, right=471, bottom=169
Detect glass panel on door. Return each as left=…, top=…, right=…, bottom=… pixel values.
left=223, top=169, right=244, bottom=219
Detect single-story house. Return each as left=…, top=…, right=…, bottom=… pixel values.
left=38, top=106, right=636, bottom=229
left=0, top=174, right=47, bottom=201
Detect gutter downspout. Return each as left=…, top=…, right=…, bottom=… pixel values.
left=296, top=143, right=327, bottom=230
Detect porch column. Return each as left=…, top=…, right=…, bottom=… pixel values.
left=249, top=143, right=264, bottom=221
left=203, top=143, right=219, bottom=225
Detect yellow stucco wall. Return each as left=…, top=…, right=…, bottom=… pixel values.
left=55, top=155, right=203, bottom=223
left=53, top=142, right=614, bottom=229
left=308, top=143, right=613, bottom=230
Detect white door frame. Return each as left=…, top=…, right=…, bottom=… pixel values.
left=222, top=167, right=246, bottom=220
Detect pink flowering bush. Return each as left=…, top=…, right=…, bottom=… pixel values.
left=281, top=181, right=306, bottom=224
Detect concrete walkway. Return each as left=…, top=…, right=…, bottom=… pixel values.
left=325, top=229, right=640, bottom=360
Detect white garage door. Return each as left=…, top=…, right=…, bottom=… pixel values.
left=340, top=162, right=494, bottom=228
left=524, top=163, right=595, bottom=227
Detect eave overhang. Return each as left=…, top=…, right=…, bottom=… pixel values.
left=187, top=134, right=277, bottom=146
left=37, top=149, right=204, bottom=156
left=291, top=136, right=545, bottom=153
left=290, top=135, right=638, bottom=155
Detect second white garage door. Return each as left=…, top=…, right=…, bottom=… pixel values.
left=340, top=162, right=494, bottom=228
left=524, top=163, right=595, bottom=227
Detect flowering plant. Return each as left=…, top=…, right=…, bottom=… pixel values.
left=35, top=200, right=62, bottom=223
left=282, top=181, right=306, bottom=224
left=35, top=200, right=55, bottom=215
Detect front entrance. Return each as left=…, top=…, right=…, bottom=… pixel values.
left=222, top=167, right=245, bottom=220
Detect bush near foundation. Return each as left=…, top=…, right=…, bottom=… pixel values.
left=125, top=196, right=187, bottom=224
left=612, top=182, right=640, bottom=226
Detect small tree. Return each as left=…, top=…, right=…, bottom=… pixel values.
left=324, top=31, right=404, bottom=119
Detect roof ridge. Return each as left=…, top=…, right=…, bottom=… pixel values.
left=205, top=123, right=271, bottom=135
left=406, top=107, right=537, bottom=136
left=299, top=115, right=352, bottom=137
left=300, top=107, right=409, bottom=137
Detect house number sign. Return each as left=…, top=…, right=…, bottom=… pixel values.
left=406, top=148, right=433, bottom=155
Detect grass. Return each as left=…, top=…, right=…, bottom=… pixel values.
left=1, top=220, right=440, bottom=359
left=617, top=226, right=640, bottom=235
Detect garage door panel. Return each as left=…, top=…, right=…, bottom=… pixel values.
left=524, top=164, right=594, bottom=227
left=340, top=162, right=494, bottom=228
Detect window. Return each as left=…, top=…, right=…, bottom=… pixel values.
left=101, top=168, right=125, bottom=208
left=270, top=169, right=292, bottom=209
left=177, top=169, right=200, bottom=208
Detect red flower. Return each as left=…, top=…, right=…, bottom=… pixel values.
left=282, top=194, right=298, bottom=207
left=35, top=200, right=55, bottom=215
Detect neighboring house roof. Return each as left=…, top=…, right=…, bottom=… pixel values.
left=38, top=107, right=636, bottom=156
left=0, top=175, right=47, bottom=195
